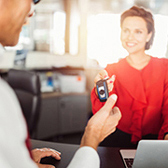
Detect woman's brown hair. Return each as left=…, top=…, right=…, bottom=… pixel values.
left=120, top=6, right=155, bottom=50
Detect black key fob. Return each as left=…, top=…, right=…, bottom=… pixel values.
left=96, top=79, right=109, bottom=102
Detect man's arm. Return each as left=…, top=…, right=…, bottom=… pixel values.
left=30, top=94, right=121, bottom=168
left=67, top=94, right=121, bottom=168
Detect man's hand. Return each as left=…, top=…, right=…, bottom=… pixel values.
left=80, top=94, right=121, bottom=150
left=31, top=148, right=61, bottom=168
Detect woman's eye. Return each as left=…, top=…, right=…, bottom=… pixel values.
left=123, top=29, right=129, bottom=33
left=136, top=30, right=142, bottom=34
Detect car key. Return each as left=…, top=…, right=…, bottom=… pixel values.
left=96, top=78, right=109, bottom=102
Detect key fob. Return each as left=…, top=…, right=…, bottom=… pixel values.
left=96, top=79, right=109, bottom=102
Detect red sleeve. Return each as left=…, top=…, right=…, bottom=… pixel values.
left=105, top=64, right=115, bottom=77
left=159, top=59, right=168, bottom=139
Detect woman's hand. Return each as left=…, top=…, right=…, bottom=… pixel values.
left=94, top=69, right=116, bottom=95
left=31, top=148, right=61, bottom=168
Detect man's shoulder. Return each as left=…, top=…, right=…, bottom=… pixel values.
left=0, top=79, right=15, bottom=97
left=0, top=79, right=21, bottom=114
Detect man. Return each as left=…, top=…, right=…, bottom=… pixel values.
left=0, top=0, right=121, bottom=168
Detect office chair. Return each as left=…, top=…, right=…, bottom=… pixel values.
left=7, top=69, right=41, bottom=138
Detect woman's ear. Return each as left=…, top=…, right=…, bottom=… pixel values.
left=146, top=32, right=152, bottom=42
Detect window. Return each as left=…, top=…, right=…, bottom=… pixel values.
left=87, top=2, right=168, bottom=67
left=6, top=0, right=80, bottom=56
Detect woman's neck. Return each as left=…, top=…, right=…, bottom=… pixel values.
left=126, top=53, right=151, bottom=70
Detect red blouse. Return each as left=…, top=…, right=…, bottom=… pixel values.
left=91, top=57, right=168, bottom=143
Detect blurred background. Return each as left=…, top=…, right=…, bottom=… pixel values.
left=1, top=0, right=168, bottom=68
left=1, top=0, right=168, bottom=144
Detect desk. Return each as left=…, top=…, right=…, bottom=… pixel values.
left=31, top=139, right=125, bottom=168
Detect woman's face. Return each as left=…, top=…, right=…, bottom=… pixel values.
left=120, top=16, right=152, bottom=55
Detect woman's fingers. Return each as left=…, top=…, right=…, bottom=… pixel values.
left=107, top=75, right=116, bottom=92
left=94, top=70, right=109, bottom=86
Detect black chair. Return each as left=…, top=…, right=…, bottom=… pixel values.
left=7, top=69, right=41, bottom=138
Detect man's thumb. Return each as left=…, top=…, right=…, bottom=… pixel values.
left=103, top=94, right=117, bottom=111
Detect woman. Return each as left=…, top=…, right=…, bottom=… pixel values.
left=91, top=6, right=168, bottom=148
